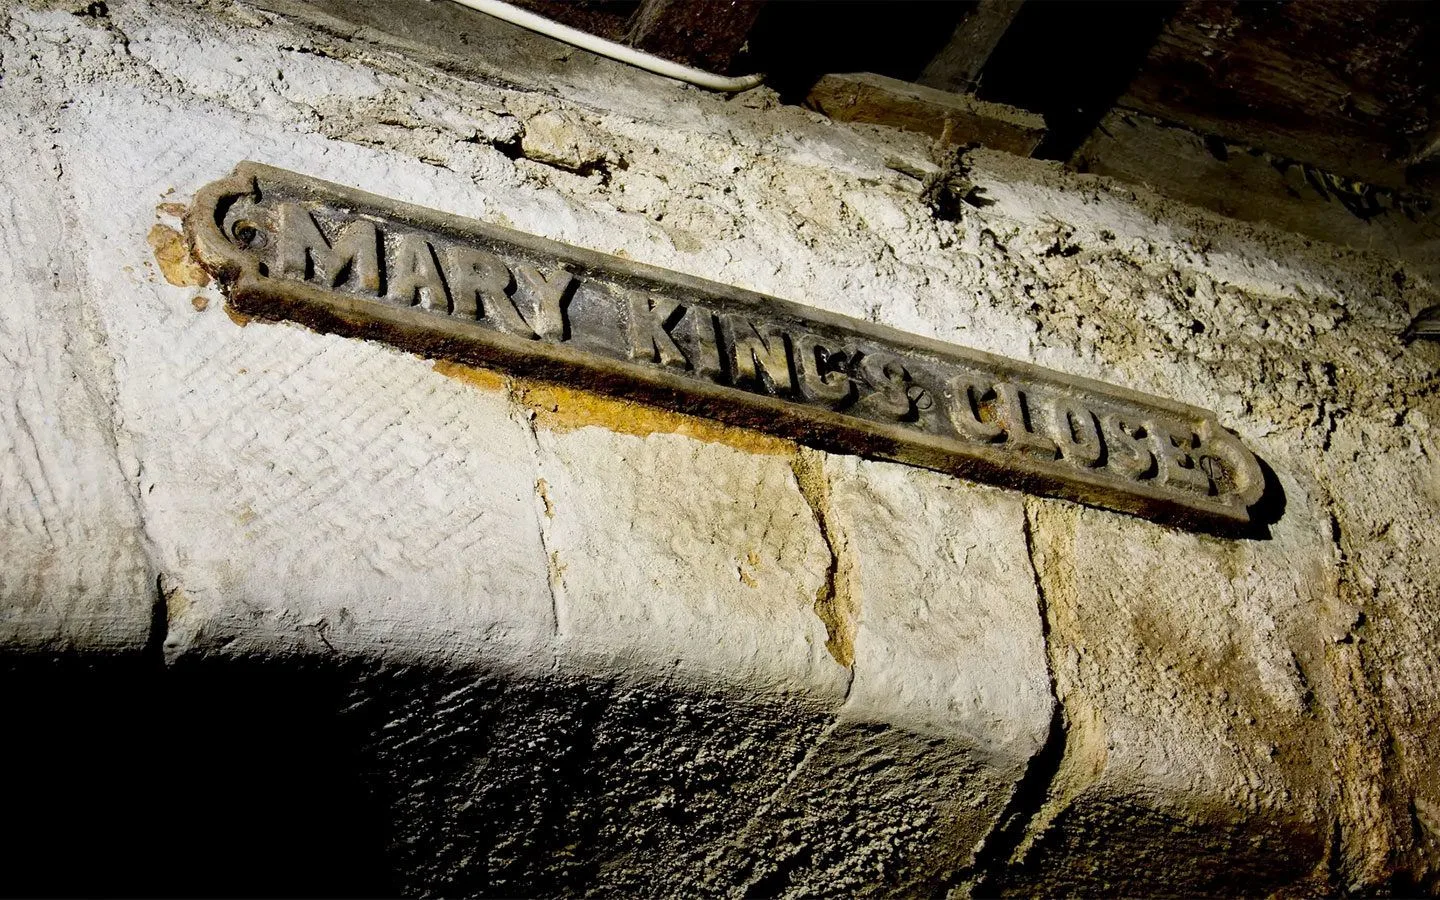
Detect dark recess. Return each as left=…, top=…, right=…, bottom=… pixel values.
left=976, top=0, right=1180, bottom=160
left=744, top=1, right=972, bottom=102
left=0, top=656, right=393, bottom=899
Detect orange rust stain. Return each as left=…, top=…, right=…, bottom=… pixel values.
left=224, top=304, right=252, bottom=328
left=437, top=359, right=792, bottom=457
left=156, top=202, right=189, bottom=218
left=815, top=587, right=857, bottom=668
left=536, top=478, right=555, bottom=519
left=514, top=378, right=795, bottom=456
left=146, top=224, right=210, bottom=287
left=191, top=295, right=210, bottom=312
left=433, top=359, right=509, bottom=393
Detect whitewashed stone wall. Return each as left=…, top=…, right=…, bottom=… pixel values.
left=4, top=0, right=1440, bottom=893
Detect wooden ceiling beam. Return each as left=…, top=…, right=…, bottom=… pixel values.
left=917, top=0, right=1026, bottom=96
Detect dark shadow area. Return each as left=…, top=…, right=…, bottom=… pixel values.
left=745, top=1, right=973, bottom=103
left=0, top=654, right=394, bottom=899
left=979, top=783, right=1328, bottom=897
left=976, top=0, right=1179, bottom=160
left=0, top=640, right=1326, bottom=897
left=1251, top=454, right=1286, bottom=535
left=1236, top=454, right=1286, bottom=542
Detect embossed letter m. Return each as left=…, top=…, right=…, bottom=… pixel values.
left=278, top=202, right=381, bottom=295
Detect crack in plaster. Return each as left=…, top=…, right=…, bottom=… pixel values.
left=1312, top=469, right=1406, bottom=891
left=951, top=497, right=1070, bottom=893
left=789, top=449, right=859, bottom=673
left=507, top=380, right=565, bottom=646
left=720, top=449, right=861, bottom=898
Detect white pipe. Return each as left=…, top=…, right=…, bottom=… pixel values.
left=445, top=0, right=766, bottom=92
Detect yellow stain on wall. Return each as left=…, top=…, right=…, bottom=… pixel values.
left=432, top=357, right=796, bottom=457
left=514, top=379, right=797, bottom=457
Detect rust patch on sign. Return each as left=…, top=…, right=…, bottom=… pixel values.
left=186, top=162, right=1273, bottom=534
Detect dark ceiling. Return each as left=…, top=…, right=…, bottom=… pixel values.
left=511, top=0, right=1440, bottom=184
left=491, top=0, right=1440, bottom=269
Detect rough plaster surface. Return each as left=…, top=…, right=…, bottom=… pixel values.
left=5, top=0, right=1440, bottom=893
left=0, top=71, right=153, bottom=653
left=531, top=425, right=842, bottom=696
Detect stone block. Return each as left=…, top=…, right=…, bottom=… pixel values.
left=0, top=111, right=154, bottom=655
left=47, top=94, right=557, bottom=669
left=825, top=455, right=1053, bottom=754
left=996, top=454, right=1339, bottom=894
left=529, top=411, right=845, bottom=698
left=699, top=456, right=1053, bottom=896
left=1321, top=413, right=1440, bottom=887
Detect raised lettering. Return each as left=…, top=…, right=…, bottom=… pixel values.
left=995, top=383, right=1057, bottom=459
left=720, top=313, right=793, bottom=394
left=193, top=164, right=1274, bottom=533
left=444, top=246, right=535, bottom=335
left=388, top=233, right=449, bottom=312
left=513, top=265, right=574, bottom=341
left=1100, top=411, right=1155, bottom=479
left=1145, top=417, right=1211, bottom=494
left=683, top=307, right=724, bottom=380
left=858, top=351, right=913, bottom=419
left=278, top=203, right=380, bottom=294
left=626, top=289, right=688, bottom=370
left=1048, top=399, right=1102, bottom=468
left=793, top=332, right=853, bottom=404
left=945, top=374, right=1004, bottom=442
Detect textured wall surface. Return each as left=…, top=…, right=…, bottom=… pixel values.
left=4, top=0, right=1440, bottom=894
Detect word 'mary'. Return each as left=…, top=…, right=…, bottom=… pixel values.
left=188, top=163, right=1267, bottom=532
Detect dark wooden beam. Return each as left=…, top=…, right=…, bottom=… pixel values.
left=917, top=0, right=1026, bottom=95
left=806, top=72, right=1045, bottom=156
left=975, top=0, right=1179, bottom=160
left=1116, top=0, right=1438, bottom=188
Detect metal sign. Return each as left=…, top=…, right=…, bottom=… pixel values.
left=187, top=162, right=1267, bottom=532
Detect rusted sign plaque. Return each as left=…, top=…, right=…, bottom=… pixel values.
left=187, top=162, right=1266, bottom=532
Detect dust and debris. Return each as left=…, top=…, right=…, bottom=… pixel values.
left=519, top=109, right=616, bottom=176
